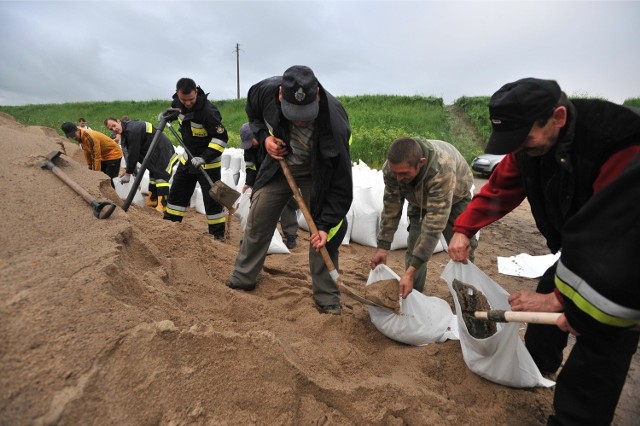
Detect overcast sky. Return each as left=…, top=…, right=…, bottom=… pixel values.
left=1, top=1, right=639, bottom=107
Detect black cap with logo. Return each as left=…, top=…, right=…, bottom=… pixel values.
left=485, top=78, right=561, bottom=155
left=280, top=65, right=319, bottom=122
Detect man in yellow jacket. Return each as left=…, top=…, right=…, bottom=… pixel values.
left=61, top=122, right=122, bottom=187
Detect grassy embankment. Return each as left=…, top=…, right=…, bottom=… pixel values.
left=2, top=95, right=638, bottom=169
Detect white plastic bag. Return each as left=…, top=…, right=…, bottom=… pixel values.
left=112, top=176, right=145, bottom=206
left=233, top=189, right=289, bottom=255
left=441, top=260, right=555, bottom=388
left=367, top=265, right=459, bottom=346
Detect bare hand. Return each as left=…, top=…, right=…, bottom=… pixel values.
left=399, top=267, right=416, bottom=299
left=310, top=231, right=328, bottom=251
left=557, top=314, right=580, bottom=336
left=370, top=248, right=388, bottom=270
left=508, top=290, right=563, bottom=312
left=448, top=232, right=471, bottom=264
left=242, top=184, right=251, bottom=193
left=265, top=136, right=288, bottom=160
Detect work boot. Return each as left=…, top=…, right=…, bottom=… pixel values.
left=285, top=235, right=297, bottom=250
left=145, top=195, right=158, bottom=207
left=155, top=196, right=167, bottom=213
left=319, top=304, right=342, bottom=315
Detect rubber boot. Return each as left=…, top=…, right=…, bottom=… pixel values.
left=145, top=195, right=158, bottom=207
left=155, top=196, right=167, bottom=213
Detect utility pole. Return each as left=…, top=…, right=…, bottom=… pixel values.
left=235, top=43, right=241, bottom=99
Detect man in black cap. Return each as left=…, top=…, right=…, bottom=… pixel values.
left=227, top=66, right=352, bottom=315
left=239, top=123, right=299, bottom=249
left=448, top=77, right=640, bottom=425
left=61, top=121, right=122, bottom=188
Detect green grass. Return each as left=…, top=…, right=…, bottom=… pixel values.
left=2, top=93, right=636, bottom=169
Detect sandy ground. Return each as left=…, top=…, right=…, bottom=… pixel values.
left=1, top=113, right=637, bottom=425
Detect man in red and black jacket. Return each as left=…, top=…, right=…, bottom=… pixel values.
left=448, top=77, right=640, bottom=425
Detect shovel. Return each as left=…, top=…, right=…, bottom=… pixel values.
left=277, top=157, right=387, bottom=310
left=164, top=118, right=240, bottom=211
left=453, top=279, right=640, bottom=335
left=40, top=150, right=116, bottom=219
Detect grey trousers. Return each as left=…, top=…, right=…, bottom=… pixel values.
left=229, top=170, right=341, bottom=307
left=279, top=197, right=299, bottom=238
left=406, top=196, right=477, bottom=293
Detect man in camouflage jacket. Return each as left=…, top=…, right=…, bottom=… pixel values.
left=371, top=137, right=475, bottom=298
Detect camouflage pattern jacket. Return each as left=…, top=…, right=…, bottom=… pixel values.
left=377, top=137, right=473, bottom=269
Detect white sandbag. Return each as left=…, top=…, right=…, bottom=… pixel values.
left=233, top=189, right=289, bottom=255
left=441, top=261, right=555, bottom=388
left=112, top=176, right=145, bottom=206
left=367, top=265, right=459, bottom=346
left=389, top=200, right=409, bottom=250
left=267, top=229, right=289, bottom=254
left=341, top=206, right=354, bottom=245
left=350, top=186, right=383, bottom=247
left=194, top=185, right=205, bottom=214
left=233, top=189, right=251, bottom=230
left=139, top=171, right=150, bottom=195
left=297, top=209, right=309, bottom=232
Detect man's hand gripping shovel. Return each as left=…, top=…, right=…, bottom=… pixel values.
left=275, top=145, right=387, bottom=309
left=162, top=109, right=240, bottom=212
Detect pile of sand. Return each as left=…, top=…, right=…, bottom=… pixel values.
left=1, top=113, right=635, bottom=424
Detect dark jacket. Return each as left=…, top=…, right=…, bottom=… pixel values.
left=556, top=151, right=640, bottom=332
left=454, top=100, right=640, bottom=253
left=171, top=87, right=228, bottom=164
left=121, top=120, right=174, bottom=176
left=245, top=76, right=352, bottom=232
left=517, top=99, right=640, bottom=252
left=243, top=143, right=265, bottom=187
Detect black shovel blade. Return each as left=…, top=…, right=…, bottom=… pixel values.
left=91, top=201, right=117, bottom=219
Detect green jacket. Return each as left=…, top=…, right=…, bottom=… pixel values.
left=377, top=138, right=473, bottom=268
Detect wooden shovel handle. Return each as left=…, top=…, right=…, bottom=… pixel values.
left=474, top=310, right=560, bottom=325
left=278, top=159, right=338, bottom=281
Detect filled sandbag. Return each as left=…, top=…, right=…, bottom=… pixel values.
left=442, top=261, right=555, bottom=388
left=367, top=264, right=459, bottom=346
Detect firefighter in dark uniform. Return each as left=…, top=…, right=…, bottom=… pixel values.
left=104, top=117, right=176, bottom=210
left=163, top=78, right=229, bottom=240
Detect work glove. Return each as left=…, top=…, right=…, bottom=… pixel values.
left=120, top=174, right=131, bottom=184
left=158, top=108, right=180, bottom=123
left=191, top=157, right=206, bottom=168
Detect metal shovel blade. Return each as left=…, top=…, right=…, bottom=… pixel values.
left=340, top=283, right=391, bottom=310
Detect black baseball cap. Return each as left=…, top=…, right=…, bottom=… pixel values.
left=61, top=121, right=78, bottom=138
left=485, top=78, right=561, bottom=155
left=280, top=65, right=319, bottom=122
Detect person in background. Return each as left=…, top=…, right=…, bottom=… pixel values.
left=370, top=137, right=475, bottom=298
left=77, top=117, right=91, bottom=130
left=227, top=66, right=352, bottom=315
left=163, top=78, right=229, bottom=240
left=61, top=121, right=122, bottom=188
left=240, top=122, right=299, bottom=249
left=448, top=77, right=640, bottom=425
left=104, top=117, right=177, bottom=212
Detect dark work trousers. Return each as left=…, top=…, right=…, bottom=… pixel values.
left=229, top=168, right=346, bottom=307
left=279, top=197, right=299, bottom=238
left=164, top=164, right=225, bottom=237
left=525, top=264, right=569, bottom=373
left=527, top=264, right=640, bottom=425
left=100, top=158, right=122, bottom=188
left=405, top=194, right=477, bottom=293
left=549, top=328, right=638, bottom=425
